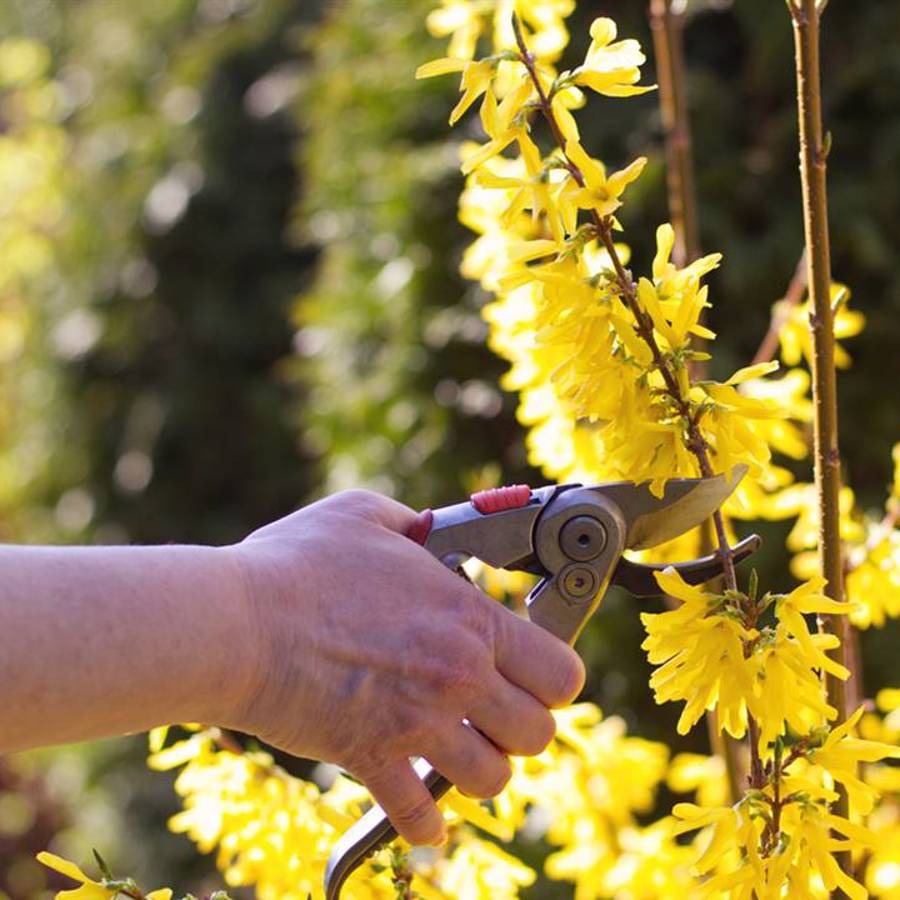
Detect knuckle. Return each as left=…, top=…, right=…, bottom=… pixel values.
left=548, top=648, right=585, bottom=706
left=392, top=796, right=440, bottom=841
left=479, top=756, right=512, bottom=798
left=525, top=710, right=558, bottom=755
left=430, top=656, right=478, bottom=700
left=332, top=488, right=382, bottom=515
left=452, top=583, right=497, bottom=644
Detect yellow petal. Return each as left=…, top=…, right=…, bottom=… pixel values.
left=415, top=57, right=467, bottom=79
left=725, top=361, right=780, bottom=385
left=36, top=852, right=90, bottom=884
left=588, top=17, right=617, bottom=48
left=653, top=223, right=675, bottom=280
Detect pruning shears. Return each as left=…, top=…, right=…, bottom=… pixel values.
left=324, top=467, right=760, bottom=899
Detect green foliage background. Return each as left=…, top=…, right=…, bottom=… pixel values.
left=1, top=0, right=899, bottom=896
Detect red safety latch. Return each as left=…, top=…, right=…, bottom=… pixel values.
left=407, top=509, right=434, bottom=545
left=470, top=484, right=532, bottom=515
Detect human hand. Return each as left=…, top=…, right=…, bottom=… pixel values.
left=225, top=490, right=585, bottom=846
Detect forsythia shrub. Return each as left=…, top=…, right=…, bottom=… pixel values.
left=40, top=2, right=900, bottom=899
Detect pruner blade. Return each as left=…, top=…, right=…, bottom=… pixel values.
left=596, top=463, right=747, bottom=551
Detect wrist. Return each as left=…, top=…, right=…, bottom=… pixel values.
left=193, top=544, right=266, bottom=732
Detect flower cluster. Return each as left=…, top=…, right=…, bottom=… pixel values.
left=131, top=710, right=688, bottom=900
left=641, top=571, right=849, bottom=745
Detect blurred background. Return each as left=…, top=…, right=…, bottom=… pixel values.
left=1, top=0, right=899, bottom=896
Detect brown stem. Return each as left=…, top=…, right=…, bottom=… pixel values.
left=210, top=727, right=246, bottom=756
left=648, top=0, right=700, bottom=269
left=391, top=850, right=415, bottom=899
left=752, top=250, right=808, bottom=366
left=789, top=0, right=851, bottom=879
left=768, top=742, right=783, bottom=851
left=843, top=620, right=864, bottom=715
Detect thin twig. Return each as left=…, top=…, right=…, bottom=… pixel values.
left=648, top=0, right=700, bottom=269
left=752, top=250, right=808, bottom=366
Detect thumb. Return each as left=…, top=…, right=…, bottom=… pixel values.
left=333, top=489, right=419, bottom=536
left=361, top=760, right=448, bottom=847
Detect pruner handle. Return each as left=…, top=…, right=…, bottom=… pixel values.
left=324, top=760, right=450, bottom=900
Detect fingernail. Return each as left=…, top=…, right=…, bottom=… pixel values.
left=433, top=823, right=449, bottom=847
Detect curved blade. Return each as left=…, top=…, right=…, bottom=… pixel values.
left=595, top=465, right=747, bottom=551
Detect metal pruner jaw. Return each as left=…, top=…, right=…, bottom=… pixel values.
left=611, top=533, right=762, bottom=597
left=597, top=464, right=748, bottom=551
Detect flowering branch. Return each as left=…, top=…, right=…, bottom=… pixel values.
left=512, top=15, right=737, bottom=592
left=645, top=0, right=742, bottom=803
left=416, top=7, right=895, bottom=894
left=512, top=16, right=776, bottom=795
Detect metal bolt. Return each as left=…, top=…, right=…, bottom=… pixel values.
left=559, top=563, right=599, bottom=602
left=560, top=515, right=607, bottom=561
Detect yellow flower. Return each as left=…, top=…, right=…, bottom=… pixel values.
left=777, top=281, right=865, bottom=369
left=460, top=77, right=531, bottom=174
left=672, top=797, right=874, bottom=899
left=473, top=132, right=568, bottom=241
left=150, top=731, right=403, bottom=899
left=415, top=56, right=494, bottom=125
left=748, top=623, right=842, bottom=750
left=668, top=753, right=730, bottom=809
left=562, top=137, right=646, bottom=217
left=735, top=366, right=812, bottom=461
left=491, top=0, right=576, bottom=65
left=571, top=18, right=655, bottom=97
left=641, top=567, right=757, bottom=738
left=36, top=852, right=172, bottom=900
left=809, top=706, right=900, bottom=816
left=425, top=0, right=486, bottom=60
left=846, top=527, right=900, bottom=629
left=435, top=829, right=535, bottom=898
left=866, top=821, right=900, bottom=898
left=773, top=575, right=851, bottom=680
